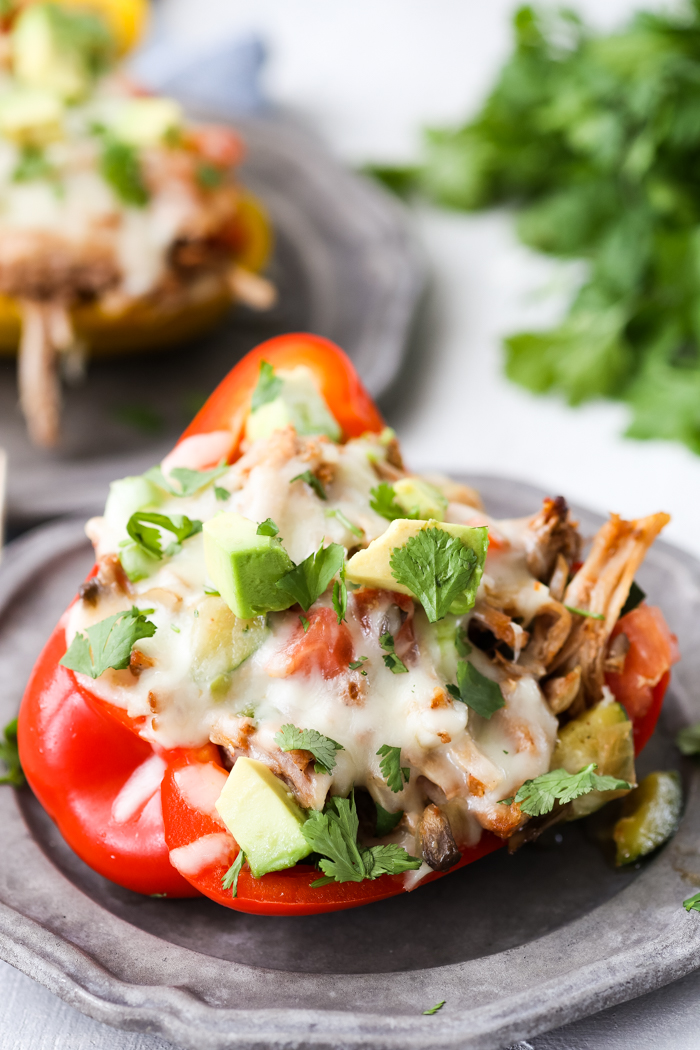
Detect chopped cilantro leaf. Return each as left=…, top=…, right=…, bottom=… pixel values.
left=276, top=541, right=344, bottom=611
left=380, top=632, right=408, bottom=674
left=500, top=763, right=632, bottom=817
left=565, top=605, right=605, bottom=621
left=423, top=1001, right=446, bottom=1016
left=375, top=801, right=403, bottom=837
left=332, top=577, right=347, bottom=624
left=196, top=161, right=225, bottom=189
left=455, top=623, right=472, bottom=657
left=291, top=470, right=327, bottom=500
left=451, top=661, right=504, bottom=719
left=145, top=463, right=228, bottom=498
left=222, top=851, right=245, bottom=897
left=170, top=624, right=180, bottom=633
left=683, top=892, right=700, bottom=913
left=676, top=724, right=700, bottom=756
left=204, top=587, right=220, bottom=596
left=302, top=793, right=421, bottom=885
left=214, top=486, right=229, bottom=502
left=0, top=718, right=24, bottom=787
left=100, top=139, right=149, bottom=206
left=299, top=615, right=310, bottom=633
left=390, top=527, right=479, bottom=622
left=620, top=580, right=646, bottom=617
left=126, top=511, right=202, bottom=559
left=12, top=145, right=56, bottom=184
left=377, top=744, right=410, bottom=793
left=60, top=606, right=157, bottom=679
left=369, top=482, right=407, bottom=521
left=274, top=724, right=344, bottom=774
left=257, top=518, right=280, bottom=537
left=326, top=507, right=363, bottom=538
left=251, top=360, right=282, bottom=411
left=349, top=656, right=368, bottom=675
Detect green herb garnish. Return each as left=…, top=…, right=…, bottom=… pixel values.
left=499, top=763, right=632, bottom=817
left=326, top=507, right=363, bottom=537
left=565, top=605, right=605, bottom=621
left=683, top=892, right=700, bottom=913
left=369, top=482, right=407, bottom=521
left=620, top=580, right=646, bottom=617
left=299, top=615, right=310, bottom=633
left=145, top=463, right=228, bottom=498
left=196, top=162, right=225, bottom=189
left=222, top=851, right=245, bottom=898
left=376, top=744, right=410, bottom=793
left=60, top=606, right=156, bottom=679
left=291, top=470, right=327, bottom=500
left=274, top=724, right=344, bottom=774
left=375, top=801, right=403, bottom=837
left=332, top=577, right=347, bottom=624
left=251, top=360, right=282, bottom=411
left=390, top=528, right=478, bottom=623
left=276, top=541, right=344, bottom=611
left=257, top=518, right=280, bottom=537
left=423, top=1001, right=446, bottom=1016
left=449, top=661, right=504, bottom=719
left=126, top=511, right=202, bottom=559
left=302, top=793, right=421, bottom=886
left=379, top=632, right=408, bottom=674
left=0, top=718, right=24, bottom=787
left=100, top=139, right=149, bottom=206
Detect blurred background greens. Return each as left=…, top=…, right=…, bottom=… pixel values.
left=371, top=2, right=700, bottom=455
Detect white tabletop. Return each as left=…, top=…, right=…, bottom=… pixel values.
left=3, top=2, right=700, bottom=1046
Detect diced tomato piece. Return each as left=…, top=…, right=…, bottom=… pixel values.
left=267, top=607, right=354, bottom=679
left=188, top=125, right=245, bottom=168
left=606, top=604, right=679, bottom=724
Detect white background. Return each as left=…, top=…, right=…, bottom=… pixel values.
left=159, top=0, right=700, bottom=558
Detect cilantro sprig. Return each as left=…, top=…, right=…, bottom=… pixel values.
left=683, top=892, right=700, bottom=913
left=257, top=518, right=279, bottom=537
left=500, top=763, right=633, bottom=817
left=222, top=851, right=245, bottom=898
left=370, top=482, right=407, bottom=521
left=145, top=463, right=228, bottom=498
left=274, top=724, right=344, bottom=774
left=100, top=139, right=149, bottom=207
left=276, top=541, right=344, bottom=610
left=251, top=360, right=283, bottom=411
left=126, top=511, right=202, bottom=559
left=375, top=802, right=403, bottom=837
left=390, top=527, right=479, bottom=622
left=380, top=632, right=408, bottom=674
left=447, top=661, right=504, bottom=719
left=302, top=793, right=421, bottom=886
left=377, top=744, right=410, bottom=793
left=423, top=1001, right=446, bottom=1016
left=291, top=470, right=327, bottom=500
left=0, top=718, right=24, bottom=787
left=60, top=606, right=157, bottom=679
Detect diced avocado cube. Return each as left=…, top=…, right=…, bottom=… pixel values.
left=393, top=477, right=448, bottom=521
left=112, top=98, right=182, bottom=147
left=552, top=699, right=635, bottom=819
left=12, top=3, right=112, bottom=102
left=613, top=770, right=682, bottom=866
left=346, top=519, right=488, bottom=614
left=203, top=512, right=295, bottom=618
left=104, top=474, right=164, bottom=533
left=191, top=595, right=268, bottom=688
left=245, top=366, right=341, bottom=443
left=0, top=87, right=63, bottom=145
left=215, top=757, right=312, bottom=877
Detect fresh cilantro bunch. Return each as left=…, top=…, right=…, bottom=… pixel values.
left=501, top=762, right=632, bottom=817
left=302, top=793, right=421, bottom=886
left=61, top=606, right=157, bottom=679
left=371, top=3, right=700, bottom=455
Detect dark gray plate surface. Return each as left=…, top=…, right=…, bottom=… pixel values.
left=0, top=475, right=699, bottom=1049
left=0, top=115, right=424, bottom=524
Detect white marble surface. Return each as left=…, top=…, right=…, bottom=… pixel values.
left=3, top=2, right=700, bottom=1047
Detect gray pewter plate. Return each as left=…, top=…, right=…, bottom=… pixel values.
left=0, top=475, right=699, bottom=1050
left=0, top=114, right=424, bottom=524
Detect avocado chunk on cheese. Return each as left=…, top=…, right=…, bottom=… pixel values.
left=0, top=87, right=63, bottom=145
left=393, top=478, right=448, bottom=521
left=215, top=757, right=312, bottom=877
left=553, top=699, right=635, bottom=819
left=112, top=98, right=183, bottom=147
left=203, top=512, right=295, bottom=618
left=245, top=365, right=342, bottom=444
left=346, top=519, right=488, bottom=614
left=12, top=2, right=112, bottom=102
left=191, top=595, right=268, bottom=691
